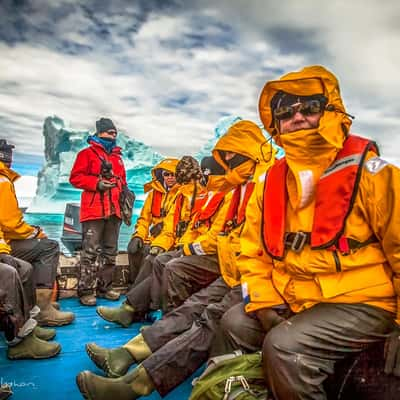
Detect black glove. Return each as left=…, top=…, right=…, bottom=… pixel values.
left=128, top=237, right=143, bottom=255
left=149, top=246, right=165, bottom=256
left=384, top=328, right=400, bottom=376
left=97, top=179, right=116, bottom=192
left=0, top=253, right=18, bottom=268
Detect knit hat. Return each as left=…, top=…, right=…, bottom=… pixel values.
left=0, top=139, right=14, bottom=166
left=175, top=156, right=203, bottom=185
left=96, top=118, right=117, bottom=135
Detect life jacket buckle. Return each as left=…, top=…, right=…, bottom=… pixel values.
left=285, top=231, right=309, bottom=253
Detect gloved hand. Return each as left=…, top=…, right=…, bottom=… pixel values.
left=256, top=307, right=285, bottom=333
left=0, top=253, right=19, bottom=268
left=149, top=246, right=165, bottom=256
left=97, top=179, right=116, bottom=192
left=384, top=328, right=400, bottom=376
left=128, top=237, right=143, bottom=255
left=37, top=229, right=47, bottom=239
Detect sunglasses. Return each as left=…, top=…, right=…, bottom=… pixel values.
left=106, top=129, right=117, bottom=135
left=274, top=99, right=326, bottom=121
left=162, top=171, right=174, bottom=177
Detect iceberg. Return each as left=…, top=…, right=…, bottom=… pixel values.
left=27, top=116, right=163, bottom=214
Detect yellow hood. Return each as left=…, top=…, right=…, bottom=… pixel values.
left=258, top=65, right=352, bottom=149
left=143, top=157, right=179, bottom=193
left=212, top=120, right=274, bottom=170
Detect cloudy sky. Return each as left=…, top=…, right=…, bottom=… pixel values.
left=1, top=0, right=400, bottom=170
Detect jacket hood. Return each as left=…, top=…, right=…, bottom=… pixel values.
left=212, top=120, right=274, bottom=171
left=258, top=65, right=352, bottom=149
left=144, top=158, right=179, bottom=193
left=0, top=161, right=20, bottom=182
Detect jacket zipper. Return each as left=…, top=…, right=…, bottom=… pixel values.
left=333, top=250, right=341, bottom=272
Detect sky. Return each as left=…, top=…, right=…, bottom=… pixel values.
left=1, top=0, right=400, bottom=173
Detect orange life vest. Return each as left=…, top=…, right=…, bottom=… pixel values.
left=151, top=190, right=164, bottom=218
left=223, top=182, right=255, bottom=234
left=192, top=192, right=225, bottom=229
left=262, top=134, right=378, bottom=260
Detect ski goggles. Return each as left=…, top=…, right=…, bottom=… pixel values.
left=274, top=99, right=326, bottom=121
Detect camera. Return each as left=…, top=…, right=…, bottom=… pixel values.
left=101, top=161, right=113, bottom=179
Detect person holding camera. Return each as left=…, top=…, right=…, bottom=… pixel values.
left=127, top=158, right=179, bottom=285
left=70, top=118, right=127, bottom=306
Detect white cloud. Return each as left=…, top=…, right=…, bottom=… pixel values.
left=1, top=0, right=400, bottom=162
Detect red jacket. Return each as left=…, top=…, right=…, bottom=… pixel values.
left=69, top=140, right=127, bottom=222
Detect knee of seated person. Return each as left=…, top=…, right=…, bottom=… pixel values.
left=220, top=306, right=244, bottom=337
left=39, top=238, right=60, bottom=252
left=263, top=322, right=296, bottom=360
left=16, top=259, right=33, bottom=281
left=0, top=262, right=18, bottom=279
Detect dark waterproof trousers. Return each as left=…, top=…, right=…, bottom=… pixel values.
left=126, top=251, right=220, bottom=315
left=152, top=252, right=220, bottom=312
left=10, top=238, right=59, bottom=289
left=0, top=260, right=33, bottom=330
left=79, top=216, right=121, bottom=296
left=262, top=303, right=395, bottom=400
left=127, top=244, right=150, bottom=285
left=141, top=280, right=242, bottom=397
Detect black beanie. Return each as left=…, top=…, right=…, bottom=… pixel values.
left=0, top=139, right=14, bottom=165
left=201, top=156, right=225, bottom=177
left=96, top=118, right=117, bottom=135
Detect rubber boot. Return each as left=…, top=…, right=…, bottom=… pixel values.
left=7, top=331, right=61, bottom=360
left=96, top=302, right=137, bottom=328
left=80, top=293, right=97, bottom=306
left=123, top=334, right=152, bottom=362
left=52, top=301, right=60, bottom=310
left=86, top=343, right=135, bottom=377
left=36, top=288, right=75, bottom=326
left=76, top=365, right=154, bottom=400
left=33, top=325, right=56, bottom=341
left=97, top=289, right=121, bottom=301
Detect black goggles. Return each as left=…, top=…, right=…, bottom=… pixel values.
left=274, top=99, right=327, bottom=121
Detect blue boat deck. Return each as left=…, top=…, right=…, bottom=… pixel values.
left=0, top=298, right=198, bottom=399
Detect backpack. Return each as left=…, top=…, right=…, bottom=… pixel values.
left=190, top=351, right=269, bottom=400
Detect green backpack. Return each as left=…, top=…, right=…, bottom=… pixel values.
left=189, top=351, right=269, bottom=400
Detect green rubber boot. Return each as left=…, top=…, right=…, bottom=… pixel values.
left=96, top=302, right=136, bottom=328
left=7, top=332, right=61, bottom=360
left=86, top=342, right=135, bottom=377
left=76, top=365, right=153, bottom=400
left=33, top=325, right=56, bottom=341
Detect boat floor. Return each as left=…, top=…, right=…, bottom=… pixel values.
left=0, top=298, right=200, bottom=399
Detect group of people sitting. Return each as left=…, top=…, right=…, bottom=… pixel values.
left=2, top=65, right=400, bottom=400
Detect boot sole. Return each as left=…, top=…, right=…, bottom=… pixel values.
left=86, top=344, right=107, bottom=371
left=7, top=344, right=61, bottom=360
left=37, top=319, right=74, bottom=327
left=76, top=372, right=92, bottom=400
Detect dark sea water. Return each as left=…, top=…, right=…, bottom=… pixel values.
left=24, top=213, right=136, bottom=254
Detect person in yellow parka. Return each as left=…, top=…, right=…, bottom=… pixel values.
left=76, top=120, right=277, bottom=400
left=96, top=155, right=214, bottom=326
left=225, top=65, right=400, bottom=400
left=0, top=139, right=74, bottom=327
left=127, top=158, right=179, bottom=284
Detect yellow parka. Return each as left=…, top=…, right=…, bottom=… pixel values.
left=239, top=65, right=400, bottom=324
left=132, top=158, right=179, bottom=243
left=151, top=180, right=207, bottom=251
left=0, top=161, right=37, bottom=242
left=213, top=120, right=277, bottom=288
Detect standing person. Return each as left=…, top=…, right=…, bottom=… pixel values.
left=0, top=139, right=74, bottom=327
left=230, top=65, right=400, bottom=400
left=70, top=118, right=127, bottom=306
left=127, top=158, right=179, bottom=285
